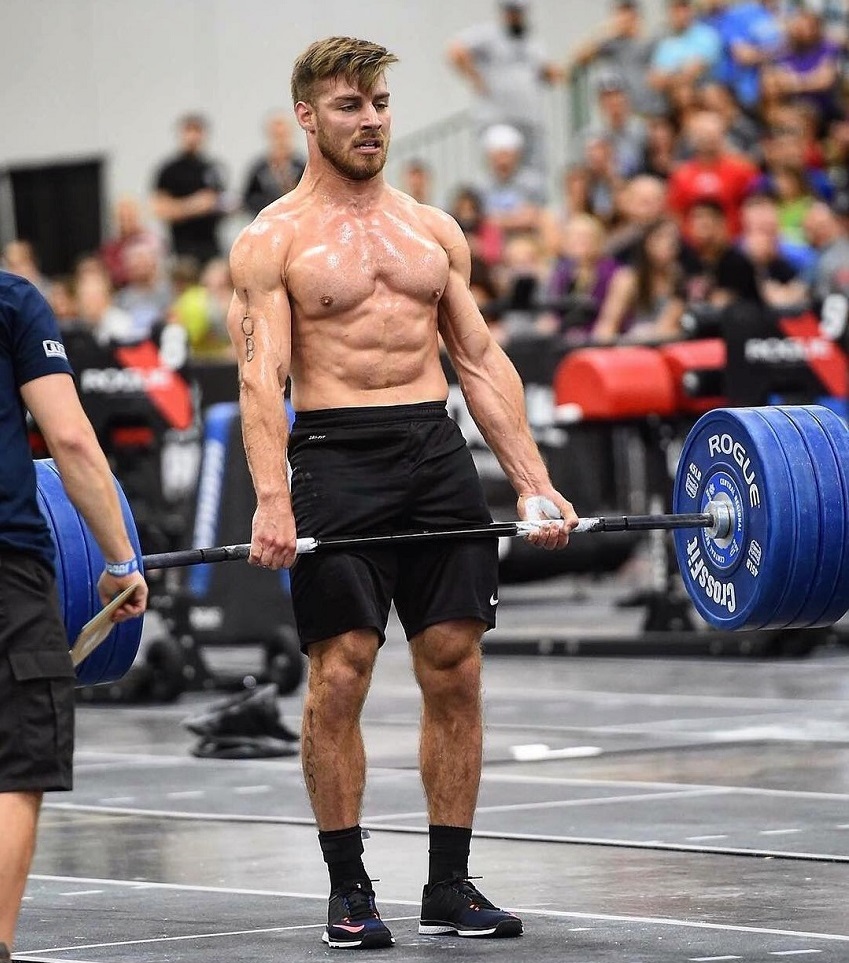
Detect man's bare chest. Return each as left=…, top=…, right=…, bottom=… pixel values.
left=286, top=216, right=450, bottom=314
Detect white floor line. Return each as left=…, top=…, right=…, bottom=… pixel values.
left=37, top=804, right=849, bottom=862
left=371, top=786, right=732, bottom=822
left=23, top=873, right=849, bottom=947
left=57, top=890, right=103, bottom=897
left=68, top=758, right=849, bottom=805
left=22, top=917, right=418, bottom=954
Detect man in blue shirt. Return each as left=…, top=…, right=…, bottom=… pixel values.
left=703, top=0, right=784, bottom=110
left=0, top=271, right=148, bottom=959
left=648, top=0, right=721, bottom=105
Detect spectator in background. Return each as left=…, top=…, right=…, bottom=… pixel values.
left=479, top=124, right=548, bottom=237
left=566, top=0, right=660, bottom=116
left=764, top=8, right=842, bottom=131
left=469, top=257, right=502, bottom=333
left=667, top=79, right=703, bottom=135
left=47, top=277, right=78, bottom=328
left=606, top=174, right=669, bottom=262
left=548, top=214, right=624, bottom=341
left=75, top=267, right=135, bottom=345
left=1, top=241, right=49, bottom=295
left=826, top=118, right=849, bottom=212
left=450, top=186, right=504, bottom=267
left=753, top=122, right=835, bottom=205
left=668, top=110, right=758, bottom=237
left=496, top=231, right=554, bottom=340
left=447, top=0, right=562, bottom=175
left=700, top=82, right=761, bottom=157
left=594, top=218, right=688, bottom=342
left=198, top=258, right=236, bottom=357
left=683, top=198, right=762, bottom=305
left=803, top=201, right=849, bottom=301
left=581, top=133, right=623, bottom=226
left=648, top=0, right=721, bottom=109
left=703, top=0, right=784, bottom=112
left=242, top=111, right=306, bottom=216
left=588, top=75, right=647, bottom=179
left=741, top=191, right=817, bottom=279
left=639, top=114, right=680, bottom=180
left=401, top=159, right=433, bottom=205
left=99, top=196, right=161, bottom=290
left=114, top=240, right=172, bottom=341
left=739, top=198, right=809, bottom=307
left=151, top=114, right=228, bottom=266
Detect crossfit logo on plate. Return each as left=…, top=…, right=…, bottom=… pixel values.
left=42, top=339, right=67, bottom=360
left=707, top=434, right=760, bottom=508
left=685, top=536, right=738, bottom=613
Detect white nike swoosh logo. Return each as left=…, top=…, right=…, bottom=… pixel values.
left=490, top=594, right=499, bottom=606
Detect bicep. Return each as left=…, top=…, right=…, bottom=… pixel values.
left=226, top=285, right=291, bottom=385
left=228, top=232, right=292, bottom=385
left=21, top=373, right=90, bottom=444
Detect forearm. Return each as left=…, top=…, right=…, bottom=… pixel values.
left=238, top=377, right=291, bottom=506
left=153, top=191, right=215, bottom=223
left=459, top=341, right=550, bottom=494
left=49, top=432, right=137, bottom=563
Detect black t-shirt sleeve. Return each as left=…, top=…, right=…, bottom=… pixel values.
left=13, top=282, right=74, bottom=387
left=154, top=160, right=176, bottom=194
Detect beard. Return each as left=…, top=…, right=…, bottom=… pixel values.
left=316, top=125, right=389, bottom=181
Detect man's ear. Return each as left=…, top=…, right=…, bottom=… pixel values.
left=295, top=101, right=315, bottom=134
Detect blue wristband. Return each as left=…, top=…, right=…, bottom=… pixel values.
left=104, top=557, right=139, bottom=577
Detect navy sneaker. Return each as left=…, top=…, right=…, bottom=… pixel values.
left=322, top=880, right=395, bottom=949
left=418, top=876, right=523, bottom=938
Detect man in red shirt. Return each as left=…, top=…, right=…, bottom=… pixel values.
left=668, top=109, right=758, bottom=238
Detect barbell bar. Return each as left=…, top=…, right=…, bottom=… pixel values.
left=34, top=404, right=849, bottom=687
left=139, top=509, right=724, bottom=571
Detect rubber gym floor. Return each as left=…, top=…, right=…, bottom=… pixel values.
left=16, top=573, right=849, bottom=963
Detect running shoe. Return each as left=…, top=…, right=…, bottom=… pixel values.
left=323, top=880, right=395, bottom=949
left=418, top=876, right=523, bottom=937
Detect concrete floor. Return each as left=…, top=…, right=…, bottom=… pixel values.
left=15, top=578, right=849, bottom=962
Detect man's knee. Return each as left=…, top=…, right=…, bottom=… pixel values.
left=412, top=620, right=483, bottom=701
left=307, top=630, right=380, bottom=700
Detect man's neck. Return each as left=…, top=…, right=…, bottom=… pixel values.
left=301, top=161, right=386, bottom=206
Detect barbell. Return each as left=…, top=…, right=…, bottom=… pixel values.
left=35, top=404, right=849, bottom=687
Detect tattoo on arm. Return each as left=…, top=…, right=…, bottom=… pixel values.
left=241, top=293, right=255, bottom=362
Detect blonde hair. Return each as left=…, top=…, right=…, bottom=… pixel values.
left=291, top=37, right=399, bottom=106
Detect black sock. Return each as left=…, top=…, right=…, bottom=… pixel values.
left=318, top=826, right=369, bottom=892
left=428, top=824, right=472, bottom=885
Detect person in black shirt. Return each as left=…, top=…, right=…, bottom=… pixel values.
left=682, top=199, right=763, bottom=305
left=0, top=272, right=148, bottom=958
left=242, top=111, right=306, bottom=216
left=152, top=114, right=228, bottom=266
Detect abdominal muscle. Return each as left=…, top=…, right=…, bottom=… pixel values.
left=289, top=291, right=450, bottom=411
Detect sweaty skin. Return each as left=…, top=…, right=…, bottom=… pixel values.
left=226, top=74, right=577, bottom=570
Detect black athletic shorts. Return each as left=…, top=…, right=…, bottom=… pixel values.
left=288, top=401, right=499, bottom=649
left=0, top=550, right=75, bottom=793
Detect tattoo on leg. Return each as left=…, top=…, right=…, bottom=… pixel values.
left=241, top=300, right=255, bottom=362
left=303, top=708, right=317, bottom=798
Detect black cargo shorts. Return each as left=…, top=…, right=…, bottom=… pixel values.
left=0, top=550, right=75, bottom=792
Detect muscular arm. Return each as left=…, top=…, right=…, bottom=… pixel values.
left=227, top=223, right=295, bottom=568
left=425, top=209, right=577, bottom=545
left=22, top=374, right=147, bottom=617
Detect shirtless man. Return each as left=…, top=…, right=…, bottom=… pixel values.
left=227, top=36, right=577, bottom=950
